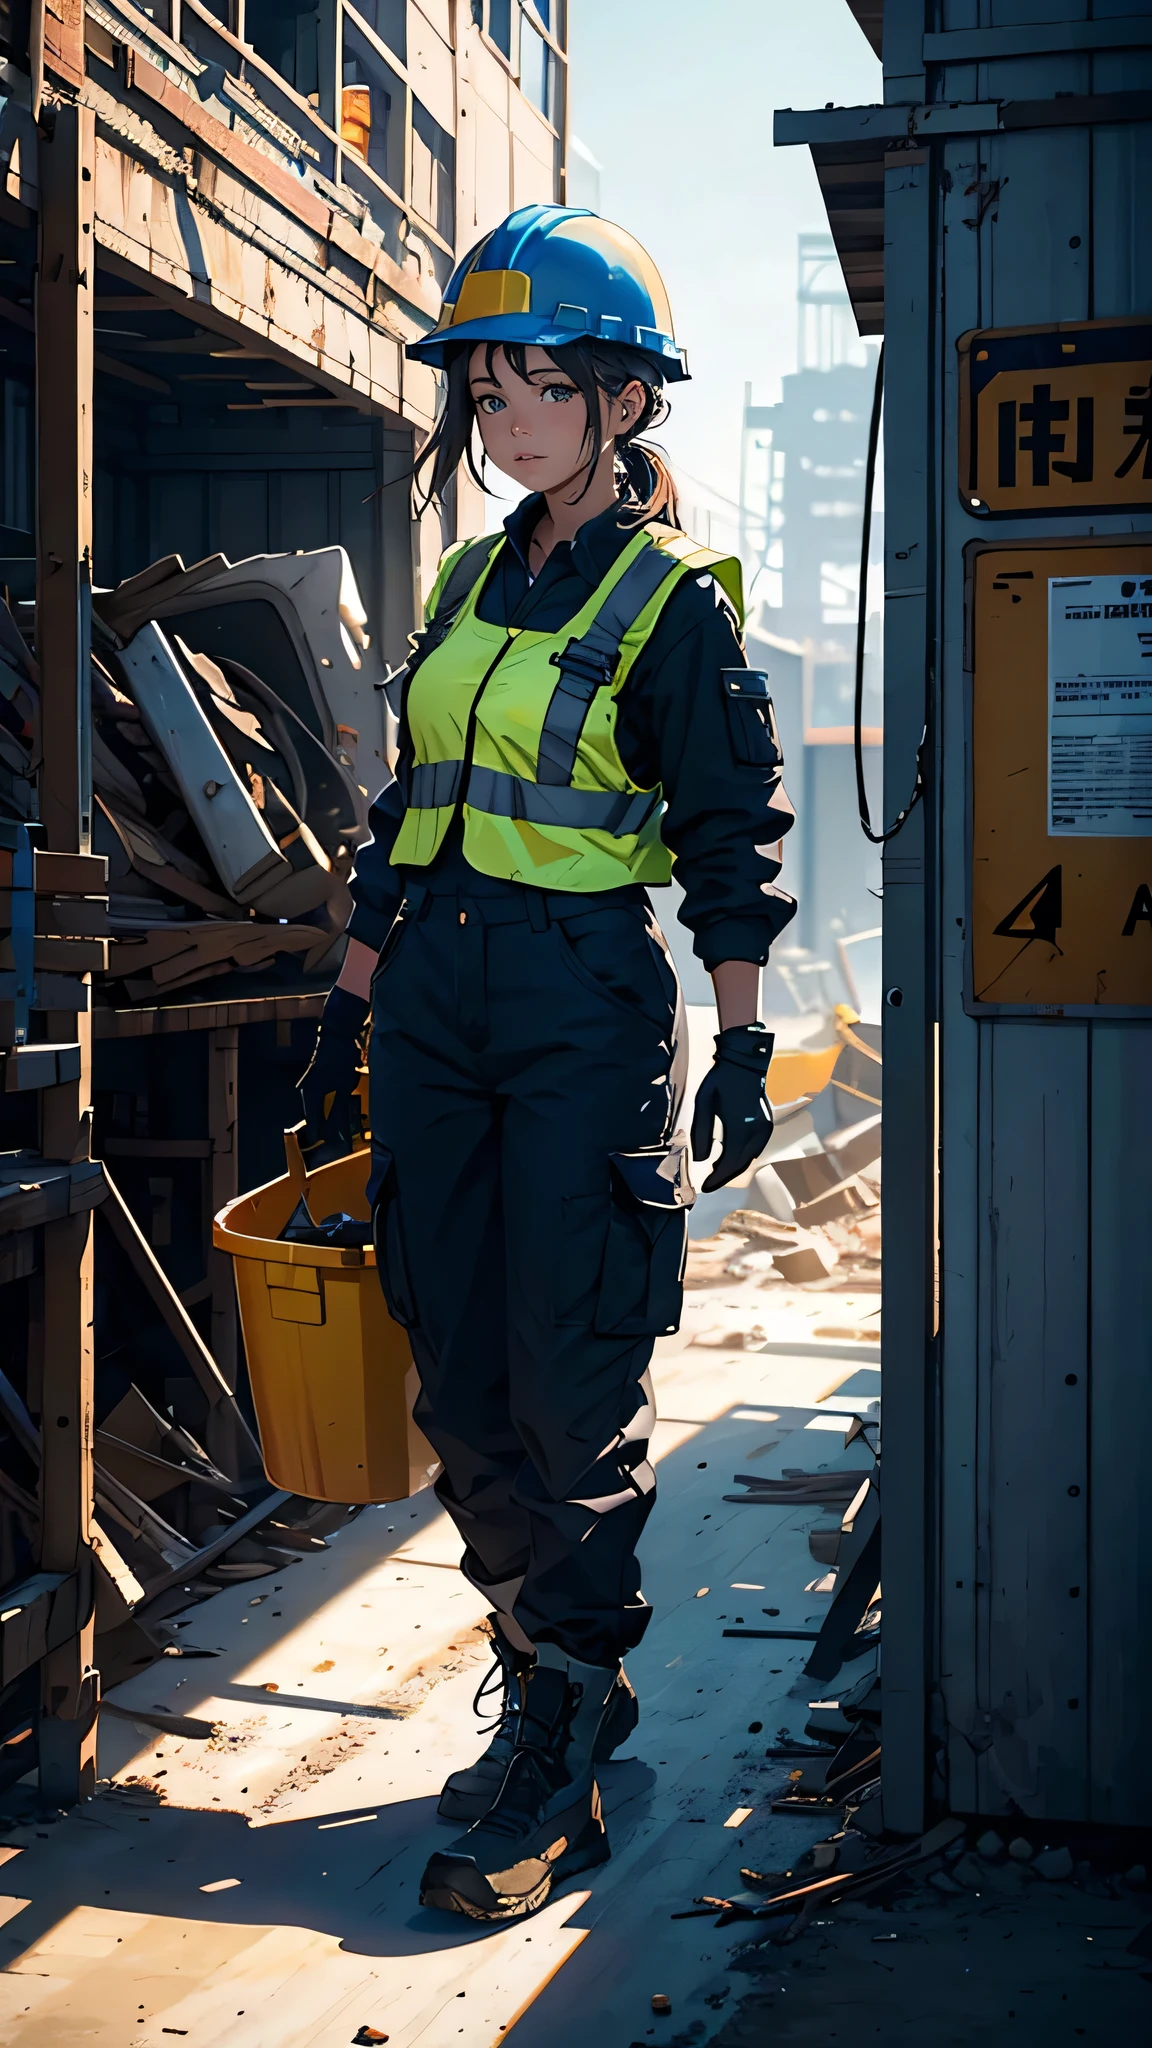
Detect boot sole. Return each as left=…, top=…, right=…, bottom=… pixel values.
left=421, top=1796, right=609, bottom=1922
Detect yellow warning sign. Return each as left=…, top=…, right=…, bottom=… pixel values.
left=958, top=317, right=1152, bottom=516
left=970, top=541, right=1152, bottom=1014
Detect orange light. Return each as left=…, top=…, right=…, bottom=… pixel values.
left=341, top=86, right=371, bottom=159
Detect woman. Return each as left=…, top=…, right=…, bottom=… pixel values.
left=298, top=204, right=796, bottom=1923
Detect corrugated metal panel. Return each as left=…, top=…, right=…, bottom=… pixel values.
left=934, top=16, right=1152, bottom=1829
left=1088, top=1024, right=1152, bottom=1825
left=981, top=1023, right=1090, bottom=1819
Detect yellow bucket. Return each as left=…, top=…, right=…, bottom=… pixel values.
left=213, top=1137, right=438, bottom=1505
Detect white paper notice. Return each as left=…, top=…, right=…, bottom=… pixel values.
left=1048, top=574, right=1152, bottom=836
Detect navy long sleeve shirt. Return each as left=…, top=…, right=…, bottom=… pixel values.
left=348, top=494, right=796, bottom=973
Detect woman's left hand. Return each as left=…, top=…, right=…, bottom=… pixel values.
left=690, top=1023, right=775, bottom=1193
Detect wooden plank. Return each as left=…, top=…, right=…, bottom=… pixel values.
left=35, top=850, right=108, bottom=895
left=0, top=1570, right=77, bottom=1687
left=124, top=48, right=334, bottom=241
left=93, top=993, right=327, bottom=1038
left=90, top=1515, right=146, bottom=1624
left=41, top=0, right=84, bottom=92
left=100, top=1169, right=261, bottom=1461
left=132, top=1485, right=292, bottom=1609
left=35, top=95, right=99, bottom=1808
left=0, top=285, right=170, bottom=390
left=35, top=107, right=94, bottom=862
left=37, top=1207, right=98, bottom=1800
left=99, top=1137, right=211, bottom=1159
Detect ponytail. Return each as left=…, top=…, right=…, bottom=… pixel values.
left=616, top=438, right=679, bottom=529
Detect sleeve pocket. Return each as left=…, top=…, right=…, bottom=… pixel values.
left=722, top=670, right=782, bottom=769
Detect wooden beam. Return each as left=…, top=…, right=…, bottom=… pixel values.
left=93, top=991, right=326, bottom=1038
left=91, top=353, right=172, bottom=395
left=41, top=1, right=85, bottom=92
left=99, top=1168, right=262, bottom=1463
left=134, top=1486, right=292, bottom=1612
left=125, top=50, right=333, bottom=241
left=35, top=95, right=99, bottom=1808
left=35, top=110, right=94, bottom=860
left=0, top=291, right=172, bottom=392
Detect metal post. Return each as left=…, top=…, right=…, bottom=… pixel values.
left=877, top=139, right=935, bottom=1838
left=35, top=89, right=99, bottom=1805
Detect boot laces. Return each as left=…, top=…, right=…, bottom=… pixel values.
left=472, top=1747, right=562, bottom=1840
left=471, top=1678, right=580, bottom=1841
left=472, top=1647, right=520, bottom=1736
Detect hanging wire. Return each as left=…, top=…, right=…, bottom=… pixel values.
left=854, top=341, right=927, bottom=845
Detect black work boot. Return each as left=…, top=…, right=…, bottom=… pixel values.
left=438, top=1625, right=640, bottom=1825
left=421, top=1650, right=617, bottom=1921
left=437, top=1615, right=532, bottom=1823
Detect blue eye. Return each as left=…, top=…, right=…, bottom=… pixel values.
left=477, top=394, right=506, bottom=414
left=541, top=383, right=575, bottom=403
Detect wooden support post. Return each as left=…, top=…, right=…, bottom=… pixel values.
left=208, top=1027, right=239, bottom=1389
left=36, top=103, right=94, bottom=859
left=35, top=86, right=99, bottom=1805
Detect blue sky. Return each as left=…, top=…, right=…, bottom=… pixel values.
left=565, top=0, right=880, bottom=505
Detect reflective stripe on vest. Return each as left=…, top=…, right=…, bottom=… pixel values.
left=536, top=543, right=682, bottom=787
left=391, top=524, right=744, bottom=893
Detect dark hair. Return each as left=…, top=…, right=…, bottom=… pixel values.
left=414, top=339, right=680, bottom=528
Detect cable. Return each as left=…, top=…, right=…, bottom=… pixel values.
left=854, top=341, right=926, bottom=845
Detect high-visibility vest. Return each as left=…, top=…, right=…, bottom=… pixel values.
left=389, top=524, right=744, bottom=893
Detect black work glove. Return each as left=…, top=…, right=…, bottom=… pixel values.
left=690, top=1023, right=775, bottom=1194
left=297, top=984, right=370, bottom=1166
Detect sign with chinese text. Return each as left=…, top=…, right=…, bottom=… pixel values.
left=958, top=318, right=1152, bottom=516
left=969, top=542, right=1152, bottom=1016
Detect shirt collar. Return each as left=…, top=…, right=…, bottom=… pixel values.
left=502, top=493, right=647, bottom=586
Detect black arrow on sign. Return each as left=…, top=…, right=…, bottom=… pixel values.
left=993, top=864, right=1062, bottom=945
left=1122, top=882, right=1152, bottom=935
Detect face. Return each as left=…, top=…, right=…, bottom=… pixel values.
left=468, top=344, right=645, bottom=499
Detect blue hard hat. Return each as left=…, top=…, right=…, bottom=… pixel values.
left=406, top=204, right=688, bottom=381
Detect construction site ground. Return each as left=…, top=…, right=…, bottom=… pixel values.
left=0, top=1258, right=1144, bottom=2045
left=0, top=1016, right=1146, bottom=2044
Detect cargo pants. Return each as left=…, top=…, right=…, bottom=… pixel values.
left=367, top=867, right=688, bottom=1665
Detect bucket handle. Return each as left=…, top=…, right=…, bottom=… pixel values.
left=284, top=1122, right=317, bottom=1225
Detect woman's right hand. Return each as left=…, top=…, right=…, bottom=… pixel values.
left=297, top=983, right=371, bottom=1164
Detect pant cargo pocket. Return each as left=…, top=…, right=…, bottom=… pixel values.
left=594, top=1190, right=686, bottom=1338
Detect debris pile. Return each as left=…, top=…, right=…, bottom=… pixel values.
left=2, top=546, right=391, bottom=1005
left=684, top=1814, right=1149, bottom=1942
left=0, top=1164, right=363, bottom=1699
left=686, top=1108, right=882, bottom=1291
